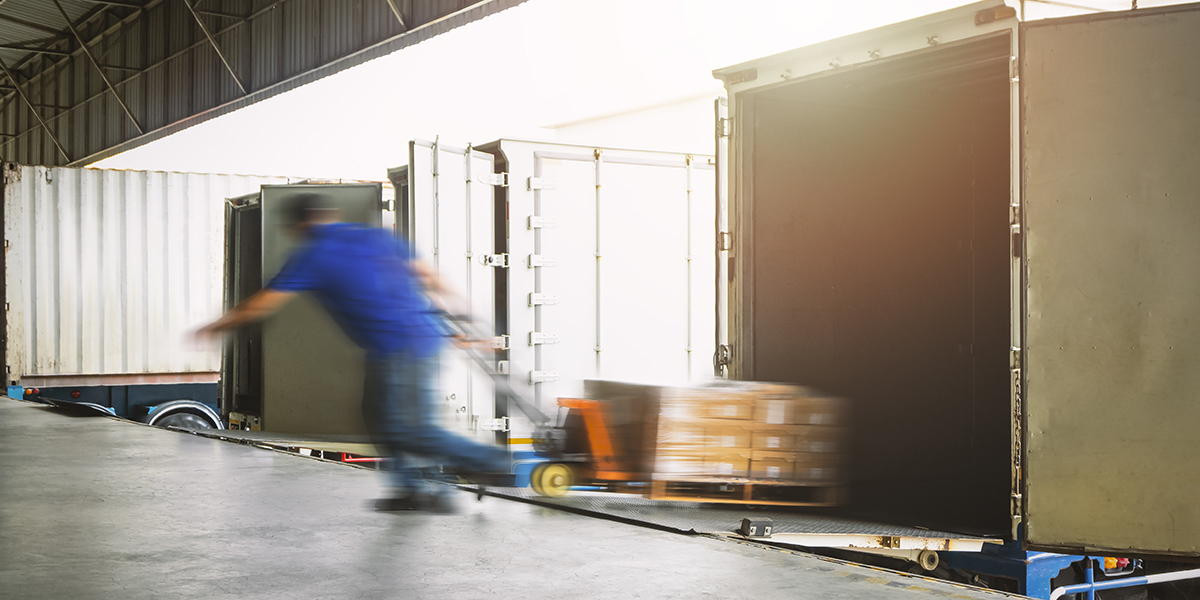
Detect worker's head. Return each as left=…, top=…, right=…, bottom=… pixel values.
left=281, top=192, right=340, bottom=237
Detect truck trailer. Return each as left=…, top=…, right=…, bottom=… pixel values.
left=713, top=0, right=1200, bottom=569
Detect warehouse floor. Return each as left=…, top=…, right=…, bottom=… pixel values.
left=0, top=397, right=1012, bottom=599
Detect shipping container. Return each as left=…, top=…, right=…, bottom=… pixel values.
left=392, top=139, right=718, bottom=446
left=715, top=0, right=1200, bottom=560
left=2, top=164, right=293, bottom=421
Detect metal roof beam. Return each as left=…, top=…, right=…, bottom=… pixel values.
left=0, top=12, right=67, bottom=36
left=80, top=0, right=244, bottom=20
left=384, top=0, right=409, bottom=31
left=0, top=56, right=69, bottom=162
left=183, top=0, right=247, bottom=95
left=52, top=0, right=143, bottom=134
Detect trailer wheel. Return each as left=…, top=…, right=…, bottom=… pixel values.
left=146, top=400, right=223, bottom=430
left=532, top=463, right=574, bottom=498
left=918, top=550, right=939, bottom=572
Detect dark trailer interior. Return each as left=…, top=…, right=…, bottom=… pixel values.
left=740, top=32, right=1014, bottom=535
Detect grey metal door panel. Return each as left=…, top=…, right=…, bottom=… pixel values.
left=260, top=184, right=382, bottom=435
left=1021, top=5, right=1200, bottom=557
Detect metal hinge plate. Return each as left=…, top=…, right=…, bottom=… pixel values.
left=478, top=172, right=508, bottom=187
left=481, top=417, right=510, bottom=432
left=480, top=254, right=509, bottom=268
left=529, top=371, right=559, bottom=384
left=529, top=293, right=560, bottom=306
left=529, top=332, right=560, bottom=346
left=528, top=255, right=558, bottom=268
left=717, top=117, right=732, bottom=138
left=718, top=231, right=733, bottom=252
left=528, top=216, right=559, bottom=229
left=491, top=335, right=510, bottom=350
left=527, top=177, right=558, bottom=191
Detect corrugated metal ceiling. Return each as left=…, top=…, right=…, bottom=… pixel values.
left=0, top=0, right=527, bottom=167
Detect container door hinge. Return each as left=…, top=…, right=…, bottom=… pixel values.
left=381, top=199, right=392, bottom=211
left=530, top=371, right=559, bottom=384
left=717, top=117, right=732, bottom=138
left=1010, top=347, right=1021, bottom=370
left=528, top=255, right=558, bottom=268
left=718, top=231, right=733, bottom=252
left=481, top=417, right=510, bottom=432
left=527, top=177, right=557, bottom=191
left=528, top=216, right=559, bottom=229
left=480, top=253, right=509, bottom=268
left=491, top=335, right=510, bottom=350
left=529, top=332, right=560, bottom=346
left=714, top=344, right=732, bottom=376
left=478, top=172, right=508, bottom=187
left=529, top=293, right=560, bottom=306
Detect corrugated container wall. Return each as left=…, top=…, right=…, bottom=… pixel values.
left=3, top=164, right=291, bottom=385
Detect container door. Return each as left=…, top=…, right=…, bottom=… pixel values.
left=1020, top=5, right=1200, bottom=558
left=405, top=140, right=499, bottom=442
left=221, top=194, right=263, bottom=420
left=500, top=140, right=716, bottom=422
left=714, top=97, right=730, bottom=378
left=260, top=184, right=382, bottom=435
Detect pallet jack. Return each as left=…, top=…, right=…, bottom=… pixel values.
left=444, top=314, right=639, bottom=499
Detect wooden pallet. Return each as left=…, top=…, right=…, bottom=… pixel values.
left=648, top=477, right=848, bottom=507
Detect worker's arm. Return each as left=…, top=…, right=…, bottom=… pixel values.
left=410, top=258, right=469, bottom=316
left=195, top=288, right=296, bottom=340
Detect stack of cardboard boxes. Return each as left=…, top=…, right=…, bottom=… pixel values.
left=654, top=381, right=849, bottom=485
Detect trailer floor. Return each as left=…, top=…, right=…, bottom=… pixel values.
left=0, top=397, right=1013, bottom=600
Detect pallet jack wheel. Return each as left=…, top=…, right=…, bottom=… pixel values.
left=532, top=463, right=574, bottom=498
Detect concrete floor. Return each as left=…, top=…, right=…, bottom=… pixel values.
left=0, top=397, right=1013, bottom=599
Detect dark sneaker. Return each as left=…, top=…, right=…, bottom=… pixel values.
left=374, top=493, right=427, bottom=511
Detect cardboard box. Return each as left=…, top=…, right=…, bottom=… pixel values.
left=703, top=451, right=751, bottom=477
left=750, top=450, right=796, bottom=480
left=752, top=425, right=802, bottom=450
left=755, top=397, right=794, bottom=425
left=705, top=421, right=754, bottom=449
left=653, top=453, right=707, bottom=477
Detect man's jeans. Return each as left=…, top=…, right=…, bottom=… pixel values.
left=362, top=349, right=508, bottom=493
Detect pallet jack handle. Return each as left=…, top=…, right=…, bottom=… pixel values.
left=441, top=313, right=554, bottom=427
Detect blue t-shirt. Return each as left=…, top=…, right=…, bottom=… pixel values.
left=266, top=222, right=443, bottom=358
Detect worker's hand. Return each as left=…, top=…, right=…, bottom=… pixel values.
left=190, top=324, right=224, bottom=348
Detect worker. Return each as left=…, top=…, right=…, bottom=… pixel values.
left=196, top=192, right=508, bottom=512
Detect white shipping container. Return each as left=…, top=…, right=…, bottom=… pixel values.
left=3, top=164, right=292, bottom=386
left=397, top=139, right=718, bottom=441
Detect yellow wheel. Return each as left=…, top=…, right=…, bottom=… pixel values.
left=533, top=463, right=574, bottom=498
left=529, top=463, right=547, bottom=495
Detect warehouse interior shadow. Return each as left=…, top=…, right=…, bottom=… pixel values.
left=747, top=33, right=1014, bottom=535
